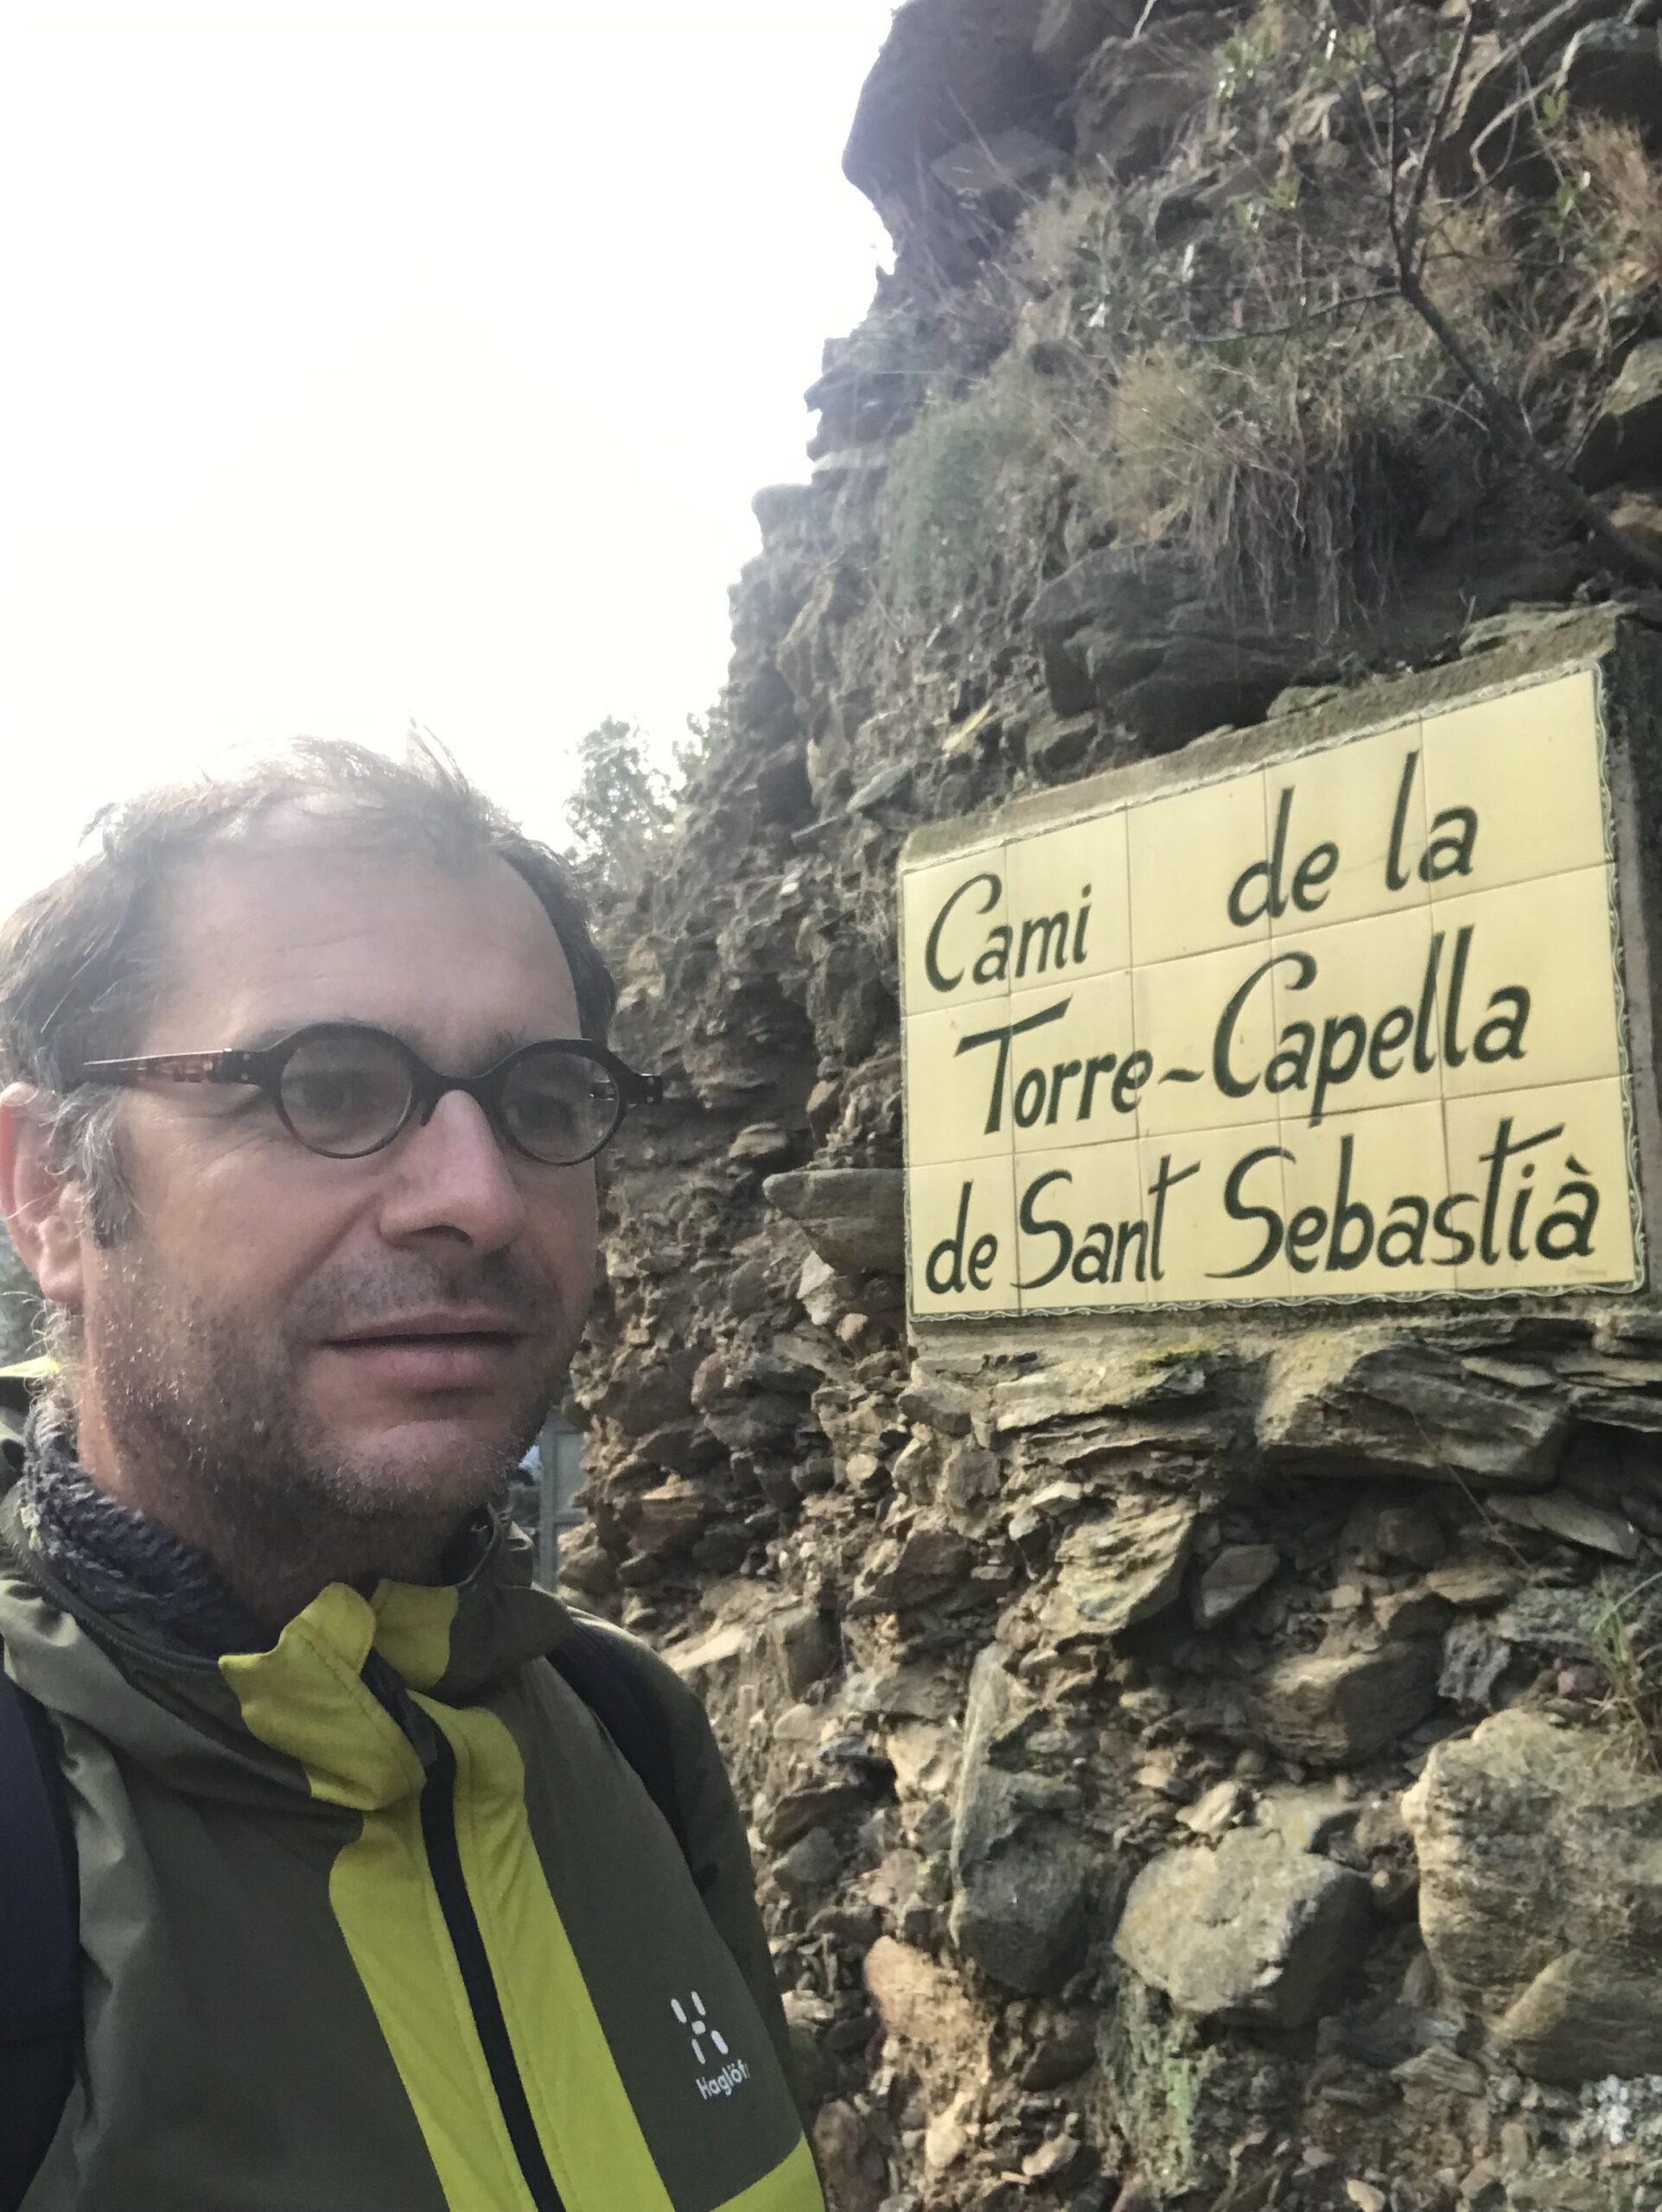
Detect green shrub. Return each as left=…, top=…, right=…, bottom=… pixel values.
left=878, top=354, right=1060, bottom=620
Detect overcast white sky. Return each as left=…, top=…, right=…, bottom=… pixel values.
left=0, top=0, right=895, bottom=910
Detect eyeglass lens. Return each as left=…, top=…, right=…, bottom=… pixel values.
left=277, top=1032, right=619, bottom=1163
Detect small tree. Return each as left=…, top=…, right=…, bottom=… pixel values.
left=562, top=717, right=675, bottom=893
left=0, top=1224, right=41, bottom=1366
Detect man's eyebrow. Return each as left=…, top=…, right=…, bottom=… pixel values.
left=232, top=1020, right=566, bottom=1066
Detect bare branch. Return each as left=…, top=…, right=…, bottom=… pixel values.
left=1191, top=285, right=1405, bottom=343
left=1396, top=263, right=1662, bottom=588
left=1400, top=8, right=1480, bottom=272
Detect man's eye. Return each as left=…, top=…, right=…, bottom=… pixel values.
left=291, top=1072, right=370, bottom=1115
left=513, top=1092, right=580, bottom=1137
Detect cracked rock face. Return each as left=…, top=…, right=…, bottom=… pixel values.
left=557, top=0, right=1662, bottom=2197
left=1039, top=1495, right=1199, bottom=1643
left=1113, top=1827, right=1374, bottom=2029
left=948, top=1648, right=1095, bottom=1993
left=1404, top=1711, right=1662, bottom=2082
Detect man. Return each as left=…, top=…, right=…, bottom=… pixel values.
left=0, top=744, right=824, bottom=2212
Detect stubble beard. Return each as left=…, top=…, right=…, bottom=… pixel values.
left=85, top=1241, right=579, bottom=1623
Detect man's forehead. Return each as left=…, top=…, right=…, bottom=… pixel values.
left=145, top=832, right=580, bottom=1052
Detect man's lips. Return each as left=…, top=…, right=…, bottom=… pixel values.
left=320, top=1313, right=533, bottom=1390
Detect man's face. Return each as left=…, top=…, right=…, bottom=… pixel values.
left=67, top=830, right=599, bottom=1534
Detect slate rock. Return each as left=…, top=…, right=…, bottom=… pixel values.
left=896, top=1373, right=974, bottom=1436
left=1033, top=0, right=1140, bottom=80
left=843, top=0, right=1052, bottom=204
left=1192, top=1542, right=1279, bottom=1627
left=1258, top=1335, right=1566, bottom=1487
left=1041, top=1496, right=1199, bottom=1643
left=1021, top=2021, right=1098, bottom=2088
left=764, top=1168, right=906, bottom=1276
left=931, top=126, right=1064, bottom=223
left=1257, top=1640, right=1442, bottom=1766
left=1557, top=22, right=1662, bottom=148
left=587, top=1351, right=700, bottom=1438
left=761, top=1782, right=869, bottom=1851
left=864, top=1935, right=982, bottom=2056
left=623, top=1480, right=712, bottom=1559
left=812, top=2100, right=888, bottom=2212
left=846, top=762, right=914, bottom=816
left=1487, top=1488, right=1640, bottom=1560
left=1403, top=1709, right=1662, bottom=2081
left=950, top=1648, right=1094, bottom=1993
left=1438, top=1619, right=1514, bottom=1713
left=727, top=1122, right=797, bottom=1169
left=853, top=1522, right=975, bottom=1615
left=1576, top=338, right=1662, bottom=491
left=1374, top=1506, right=1448, bottom=1570
left=1113, top=1827, right=1373, bottom=2028
left=1028, top=543, right=1202, bottom=645
left=774, top=1826, right=844, bottom=1897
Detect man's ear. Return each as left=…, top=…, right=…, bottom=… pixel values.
left=0, top=1084, right=87, bottom=1313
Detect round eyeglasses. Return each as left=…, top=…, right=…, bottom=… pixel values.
left=75, top=1022, right=665, bottom=1166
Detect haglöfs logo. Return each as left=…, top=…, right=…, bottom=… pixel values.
left=670, top=1992, right=751, bottom=2101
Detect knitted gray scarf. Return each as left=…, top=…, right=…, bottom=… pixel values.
left=19, top=1408, right=494, bottom=1659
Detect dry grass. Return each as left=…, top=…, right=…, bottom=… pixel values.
left=1103, top=321, right=1443, bottom=631
left=878, top=352, right=1062, bottom=618
left=1557, top=117, right=1662, bottom=312
left=874, top=0, right=1662, bottom=640
left=1592, top=1570, right=1662, bottom=1773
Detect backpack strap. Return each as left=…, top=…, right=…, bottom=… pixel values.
left=0, top=1665, right=80, bottom=2212
left=0, top=1363, right=48, bottom=1489
left=548, top=1622, right=688, bottom=1861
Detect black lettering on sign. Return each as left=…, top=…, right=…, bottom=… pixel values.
left=926, top=1180, right=985, bottom=1295
left=1143, top=1152, right=1202, bottom=1281
left=1227, top=785, right=1342, bottom=929
left=1018, top=912, right=1070, bottom=979
left=1385, top=750, right=1479, bottom=887
left=1476, top=1116, right=1561, bottom=1267
left=924, top=872, right=1001, bottom=995
left=1213, top=953, right=1310, bottom=1098
left=956, top=997, right=1070, bottom=1137
left=1017, top=1169, right=1073, bottom=1289
left=1215, top=1144, right=1292, bottom=1276
left=1377, top=1195, right=1430, bottom=1268
left=1538, top=1154, right=1599, bottom=1259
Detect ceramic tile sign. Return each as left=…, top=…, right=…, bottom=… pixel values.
left=901, top=667, right=1643, bottom=1319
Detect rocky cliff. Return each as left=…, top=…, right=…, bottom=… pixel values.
left=562, top=3, right=1662, bottom=2206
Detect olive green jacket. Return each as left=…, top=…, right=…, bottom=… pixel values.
left=0, top=1378, right=820, bottom=2212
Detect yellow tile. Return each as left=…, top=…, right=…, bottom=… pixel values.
left=1127, top=768, right=1270, bottom=967
left=907, top=1158, right=1021, bottom=1317
left=1136, top=1120, right=1292, bottom=1303
left=1006, top=971, right=1139, bottom=1154
left=1434, top=867, right=1623, bottom=1102
left=1419, top=669, right=1608, bottom=900
left=1014, top=1140, right=1149, bottom=1313
left=1003, top=809, right=1132, bottom=983
left=904, top=1000, right=1023, bottom=1167
left=1264, top=716, right=1429, bottom=934
left=1269, top=905, right=1442, bottom=1133
left=900, top=846, right=1010, bottom=1016
left=1135, top=940, right=1284, bottom=1139
left=1277, top=1099, right=1452, bottom=1300
left=1445, top=1076, right=1639, bottom=1293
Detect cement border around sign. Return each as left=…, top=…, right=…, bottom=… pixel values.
left=898, top=609, right=1662, bottom=1330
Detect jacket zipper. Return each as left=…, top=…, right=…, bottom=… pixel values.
left=363, top=1655, right=569, bottom=2212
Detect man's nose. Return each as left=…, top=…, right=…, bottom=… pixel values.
left=375, top=1089, right=529, bottom=1251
